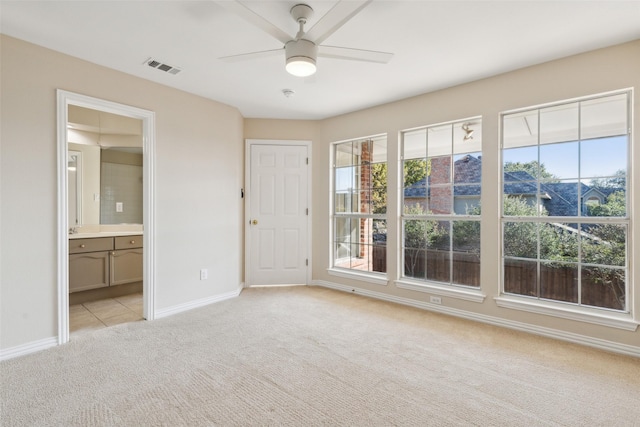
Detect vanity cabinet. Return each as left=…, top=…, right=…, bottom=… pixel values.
left=69, top=235, right=143, bottom=293
left=110, top=237, right=143, bottom=286
left=69, top=237, right=112, bottom=292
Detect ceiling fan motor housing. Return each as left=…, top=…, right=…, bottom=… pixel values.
left=285, top=39, right=318, bottom=76
left=285, top=39, right=317, bottom=60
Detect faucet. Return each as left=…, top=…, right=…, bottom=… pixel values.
left=69, top=226, right=78, bottom=235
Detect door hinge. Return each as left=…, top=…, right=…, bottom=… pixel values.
left=306, top=208, right=309, bottom=215
left=306, top=259, right=308, bottom=266
left=306, top=157, right=309, bottom=165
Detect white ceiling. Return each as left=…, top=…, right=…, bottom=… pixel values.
left=1, top=1, right=639, bottom=120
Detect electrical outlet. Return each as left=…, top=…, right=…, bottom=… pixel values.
left=200, top=269, right=208, bottom=280
left=429, top=296, right=442, bottom=305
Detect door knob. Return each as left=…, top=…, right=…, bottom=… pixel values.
left=252, top=219, right=258, bottom=225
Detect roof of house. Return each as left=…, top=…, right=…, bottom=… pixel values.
left=403, top=155, right=623, bottom=216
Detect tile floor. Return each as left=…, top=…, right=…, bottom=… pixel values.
left=70, top=292, right=143, bottom=337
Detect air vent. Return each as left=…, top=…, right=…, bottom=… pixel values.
left=157, top=63, right=172, bottom=72
left=143, top=57, right=182, bottom=75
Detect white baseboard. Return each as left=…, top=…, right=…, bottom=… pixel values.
left=0, top=336, right=58, bottom=361
left=155, top=288, right=241, bottom=319
left=312, top=280, right=640, bottom=358
left=1, top=288, right=242, bottom=361
left=6, top=283, right=636, bottom=361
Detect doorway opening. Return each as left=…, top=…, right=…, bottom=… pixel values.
left=57, top=90, right=156, bottom=344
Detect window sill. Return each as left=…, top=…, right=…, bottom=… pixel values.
left=327, top=268, right=388, bottom=286
left=495, top=296, right=639, bottom=331
left=395, top=279, right=486, bottom=303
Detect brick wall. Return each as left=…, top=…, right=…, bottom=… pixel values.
left=360, top=140, right=372, bottom=259
left=429, top=156, right=452, bottom=214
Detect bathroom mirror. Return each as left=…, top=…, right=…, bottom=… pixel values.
left=67, top=105, right=143, bottom=225
left=68, top=151, right=82, bottom=226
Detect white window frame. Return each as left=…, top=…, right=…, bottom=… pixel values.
left=329, top=134, right=388, bottom=285
left=495, top=89, right=638, bottom=331
left=395, top=117, right=486, bottom=303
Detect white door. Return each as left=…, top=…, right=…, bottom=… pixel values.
left=248, top=143, right=309, bottom=285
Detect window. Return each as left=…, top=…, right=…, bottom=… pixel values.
left=401, top=119, right=482, bottom=287
left=501, top=92, right=630, bottom=312
left=332, top=135, right=387, bottom=274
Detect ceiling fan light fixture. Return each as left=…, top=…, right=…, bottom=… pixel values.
left=285, top=39, right=317, bottom=77
left=286, top=56, right=316, bottom=77
left=462, top=123, right=474, bottom=141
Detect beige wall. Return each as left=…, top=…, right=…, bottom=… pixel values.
left=2, top=33, right=639, bottom=355
left=248, top=40, right=640, bottom=352
left=0, top=35, right=244, bottom=350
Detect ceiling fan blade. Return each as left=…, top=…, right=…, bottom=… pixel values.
left=219, top=48, right=283, bottom=62
left=318, top=45, right=393, bottom=64
left=215, top=1, right=291, bottom=44
left=305, top=0, right=372, bottom=45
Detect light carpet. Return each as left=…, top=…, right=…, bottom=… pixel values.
left=2, top=286, right=639, bottom=426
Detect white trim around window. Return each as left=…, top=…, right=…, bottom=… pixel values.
left=327, top=268, right=389, bottom=286
left=495, top=296, right=638, bottom=331
left=395, top=279, right=486, bottom=303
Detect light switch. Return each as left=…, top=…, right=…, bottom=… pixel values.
left=116, top=202, right=123, bottom=212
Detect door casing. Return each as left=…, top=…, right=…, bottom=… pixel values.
left=56, top=90, right=156, bottom=344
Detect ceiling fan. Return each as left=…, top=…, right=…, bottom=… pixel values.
left=216, top=0, right=393, bottom=77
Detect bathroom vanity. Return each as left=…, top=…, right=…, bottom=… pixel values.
left=69, top=233, right=143, bottom=293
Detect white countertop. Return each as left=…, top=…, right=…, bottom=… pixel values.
left=69, top=231, right=143, bottom=239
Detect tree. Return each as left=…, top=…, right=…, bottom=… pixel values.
left=587, top=190, right=625, bottom=217
left=371, top=163, right=387, bottom=214
left=403, top=158, right=430, bottom=187
left=403, top=206, right=446, bottom=277
left=502, top=196, right=543, bottom=258
left=580, top=219, right=626, bottom=310
left=582, top=190, right=626, bottom=309
left=504, top=161, right=558, bottom=181
left=452, top=205, right=480, bottom=255
left=590, top=169, right=626, bottom=189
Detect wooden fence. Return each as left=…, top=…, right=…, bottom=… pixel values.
left=372, top=248, right=624, bottom=310
left=374, top=248, right=480, bottom=287
left=496, top=259, right=623, bottom=310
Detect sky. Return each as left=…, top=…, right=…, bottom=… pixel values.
left=334, top=135, right=628, bottom=193
left=502, top=135, right=627, bottom=183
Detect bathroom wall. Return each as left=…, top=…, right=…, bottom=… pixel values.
left=99, top=149, right=143, bottom=224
